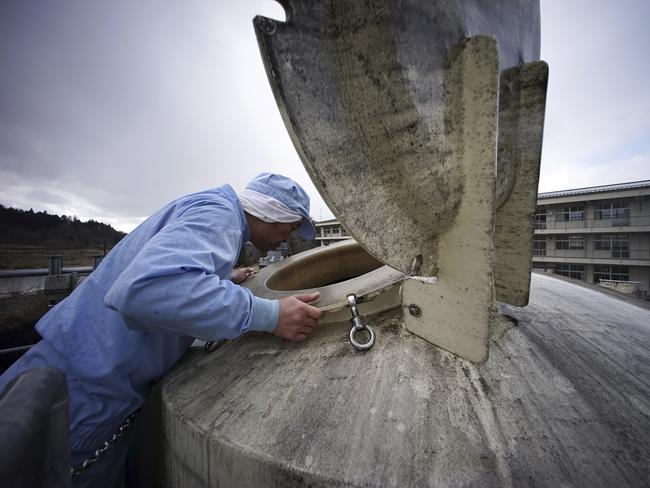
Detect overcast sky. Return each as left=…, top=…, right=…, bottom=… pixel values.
left=1, top=0, right=649, bottom=232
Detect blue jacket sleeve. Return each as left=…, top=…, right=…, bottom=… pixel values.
left=104, top=201, right=279, bottom=340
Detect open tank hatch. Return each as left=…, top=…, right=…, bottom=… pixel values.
left=266, top=242, right=384, bottom=291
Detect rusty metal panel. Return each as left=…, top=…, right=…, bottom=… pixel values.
left=495, top=61, right=549, bottom=306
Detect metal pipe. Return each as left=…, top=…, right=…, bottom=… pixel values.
left=0, top=344, right=36, bottom=355
left=0, top=267, right=93, bottom=279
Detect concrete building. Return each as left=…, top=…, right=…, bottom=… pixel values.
left=315, top=180, right=650, bottom=297
left=532, top=180, right=650, bottom=297
left=314, top=218, right=351, bottom=247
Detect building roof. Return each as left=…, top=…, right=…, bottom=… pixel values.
left=315, top=218, right=339, bottom=225
left=538, top=180, right=650, bottom=200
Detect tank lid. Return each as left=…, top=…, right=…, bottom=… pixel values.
left=254, top=1, right=540, bottom=274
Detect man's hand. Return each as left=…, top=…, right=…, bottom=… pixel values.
left=232, top=267, right=255, bottom=284
left=275, top=292, right=324, bottom=342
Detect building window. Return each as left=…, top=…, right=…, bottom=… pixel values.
left=555, top=263, right=585, bottom=280
left=570, top=236, right=585, bottom=249
left=556, top=235, right=584, bottom=250
left=594, top=200, right=630, bottom=223
left=556, top=205, right=585, bottom=222
left=534, top=207, right=547, bottom=229
left=533, top=237, right=546, bottom=256
left=594, top=234, right=630, bottom=258
left=594, top=265, right=630, bottom=282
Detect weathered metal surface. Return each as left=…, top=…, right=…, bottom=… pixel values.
left=401, top=36, right=499, bottom=363
left=494, top=61, right=549, bottom=306
left=162, top=274, right=650, bottom=487
left=254, top=0, right=541, bottom=277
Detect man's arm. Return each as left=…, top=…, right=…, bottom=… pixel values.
left=104, top=202, right=279, bottom=340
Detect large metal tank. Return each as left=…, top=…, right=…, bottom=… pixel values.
left=162, top=273, right=650, bottom=486
left=161, top=1, right=649, bottom=485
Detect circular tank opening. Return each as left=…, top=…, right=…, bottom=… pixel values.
left=266, top=242, right=384, bottom=291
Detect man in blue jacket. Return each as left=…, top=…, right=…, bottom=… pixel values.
left=0, top=173, right=324, bottom=487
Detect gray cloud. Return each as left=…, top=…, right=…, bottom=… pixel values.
left=1, top=0, right=648, bottom=232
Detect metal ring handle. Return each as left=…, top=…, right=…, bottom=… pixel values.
left=349, top=324, right=375, bottom=351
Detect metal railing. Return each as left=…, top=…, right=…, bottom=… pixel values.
left=533, top=248, right=650, bottom=260
left=535, top=214, right=650, bottom=231
left=320, top=231, right=350, bottom=238
left=0, top=255, right=104, bottom=299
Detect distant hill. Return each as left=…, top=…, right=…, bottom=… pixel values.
left=0, top=204, right=126, bottom=248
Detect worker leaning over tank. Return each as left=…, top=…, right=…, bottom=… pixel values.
left=0, top=173, right=324, bottom=487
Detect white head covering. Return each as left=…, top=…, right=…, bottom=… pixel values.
left=240, top=173, right=316, bottom=240
left=238, top=188, right=303, bottom=223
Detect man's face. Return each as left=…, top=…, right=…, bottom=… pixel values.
left=251, top=219, right=302, bottom=251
